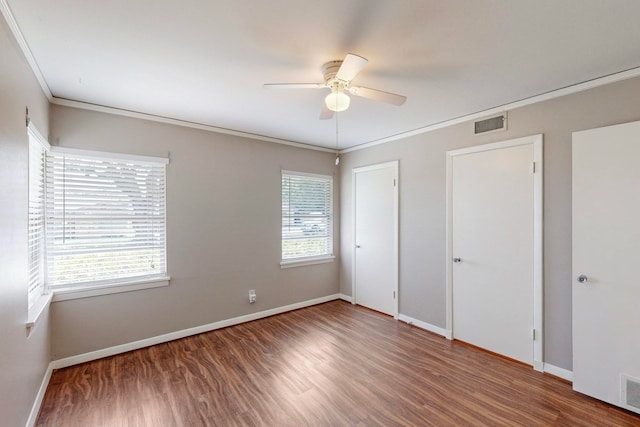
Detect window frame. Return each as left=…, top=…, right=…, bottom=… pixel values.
left=44, top=146, right=171, bottom=301
left=27, top=123, right=52, bottom=328
left=280, top=170, right=335, bottom=268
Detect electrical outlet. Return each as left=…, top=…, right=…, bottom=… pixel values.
left=249, top=289, right=256, bottom=304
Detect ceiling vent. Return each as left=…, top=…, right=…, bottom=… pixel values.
left=474, top=112, right=507, bottom=135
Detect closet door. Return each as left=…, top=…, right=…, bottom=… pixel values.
left=353, top=161, right=398, bottom=317
left=573, top=121, right=640, bottom=414
left=451, top=142, right=534, bottom=365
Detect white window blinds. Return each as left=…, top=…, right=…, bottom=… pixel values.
left=281, top=171, right=333, bottom=260
left=27, top=127, right=49, bottom=308
left=45, top=149, right=168, bottom=290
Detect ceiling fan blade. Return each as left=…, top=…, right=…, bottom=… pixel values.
left=320, top=104, right=334, bottom=120
left=263, top=83, right=325, bottom=89
left=349, top=86, right=407, bottom=106
left=336, top=53, right=368, bottom=82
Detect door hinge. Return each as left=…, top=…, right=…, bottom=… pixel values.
left=532, top=162, right=536, bottom=173
left=393, top=178, right=397, bottom=187
left=25, top=107, right=30, bottom=127
left=532, top=329, right=536, bottom=340
left=393, top=291, right=396, bottom=299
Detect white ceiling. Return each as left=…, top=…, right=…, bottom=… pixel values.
left=6, top=0, right=640, bottom=150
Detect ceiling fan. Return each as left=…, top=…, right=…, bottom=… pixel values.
left=264, top=53, right=407, bottom=119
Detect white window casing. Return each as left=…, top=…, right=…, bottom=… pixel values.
left=27, top=124, right=50, bottom=310
left=45, top=147, right=169, bottom=292
left=281, top=171, right=333, bottom=266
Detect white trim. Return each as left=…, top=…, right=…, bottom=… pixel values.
left=398, top=314, right=447, bottom=337
left=4, top=0, right=640, bottom=155
left=25, top=298, right=571, bottom=427
left=532, top=136, right=544, bottom=372
left=445, top=135, right=544, bottom=371
left=544, top=363, right=573, bottom=382
left=280, top=255, right=335, bottom=269
left=26, top=123, right=49, bottom=318
left=51, top=97, right=338, bottom=153
left=350, top=161, right=398, bottom=174
left=52, top=277, right=170, bottom=302
left=55, top=65, right=640, bottom=155
left=26, top=292, right=52, bottom=331
left=50, top=294, right=342, bottom=369
left=340, top=67, right=640, bottom=154
left=27, top=123, right=50, bottom=151
left=351, top=161, right=399, bottom=319
left=281, top=170, right=334, bottom=263
left=445, top=135, right=540, bottom=156
left=338, top=293, right=353, bottom=303
left=25, top=363, right=53, bottom=427
left=533, top=360, right=544, bottom=372
left=50, top=145, right=169, bottom=165
left=281, top=169, right=332, bottom=179
left=0, top=0, right=52, bottom=101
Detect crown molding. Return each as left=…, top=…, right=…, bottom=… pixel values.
left=5, top=0, right=640, bottom=154
left=51, top=97, right=337, bottom=153
left=0, top=0, right=52, bottom=100
left=340, top=66, right=640, bottom=154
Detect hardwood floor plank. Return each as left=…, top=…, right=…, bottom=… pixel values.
left=37, top=301, right=640, bottom=426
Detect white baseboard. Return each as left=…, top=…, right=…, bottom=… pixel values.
left=397, top=314, right=447, bottom=337
left=543, top=363, right=573, bottom=382
left=51, top=293, right=342, bottom=369
left=30, top=296, right=575, bottom=424
left=397, top=316, right=571, bottom=381
left=338, top=293, right=353, bottom=303
left=26, top=363, right=53, bottom=427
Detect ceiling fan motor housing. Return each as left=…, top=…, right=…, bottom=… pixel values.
left=322, top=60, right=344, bottom=85
left=263, top=54, right=406, bottom=118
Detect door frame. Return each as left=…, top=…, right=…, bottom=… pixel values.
left=445, top=134, right=543, bottom=371
left=352, top=160, right=399, bottom=318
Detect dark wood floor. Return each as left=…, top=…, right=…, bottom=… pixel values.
left=37, top=300, right=640, bottom=426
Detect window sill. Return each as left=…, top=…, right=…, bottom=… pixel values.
left=280, top=255, right=335, bottom=269
left=52, top=276, right=171, bottom=302
left=26, top=292, right=54, bottom=332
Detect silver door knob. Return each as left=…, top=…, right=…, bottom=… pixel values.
left=577, top=274, right=588, bottom=283
left=453, top=257, right=461, bottom=263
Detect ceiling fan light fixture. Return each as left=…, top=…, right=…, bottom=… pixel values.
left=325, top=90, right=350, bottom=112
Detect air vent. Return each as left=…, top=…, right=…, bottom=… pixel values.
left=474, top=113, right=507, bottom=135
left=622, top=374, right=640, bottom=414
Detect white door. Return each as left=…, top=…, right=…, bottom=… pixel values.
left=573, top=121, right=640, bottom=414
left=353, top=161, right=398, bottom=317
left=449, top=138, right=541, bottom=366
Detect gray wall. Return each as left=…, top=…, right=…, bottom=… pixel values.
left=5, top=9, right=640, bottom=419
left=339, top=76, right=640, bottom=370
left=0, top=13, right=51, bottom=427
left=49, top=105, right=340, bottom=359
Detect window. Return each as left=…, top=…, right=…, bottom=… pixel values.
left=45, top=148, right=169, bottom=293
left=281, top=171, right=333, bottom=266
left=27, top=125, right=49, bottom=309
